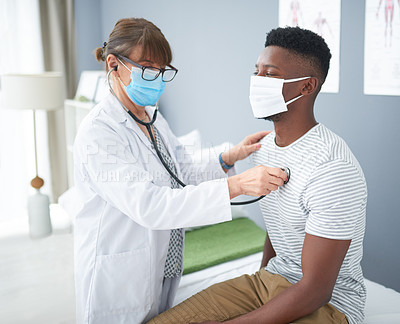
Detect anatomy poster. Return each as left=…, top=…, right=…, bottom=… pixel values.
left=364, top=0, right=400, bottom=96
left=279, top=0, right=341, bottom=93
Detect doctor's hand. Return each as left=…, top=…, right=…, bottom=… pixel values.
left=227, top=165, right=287, bottom=199
left=220, top=131, right=270, bottom=168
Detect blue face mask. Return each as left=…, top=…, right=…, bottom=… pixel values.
left=119, top=59, right=166, bottom=107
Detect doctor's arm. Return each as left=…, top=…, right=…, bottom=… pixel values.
left=74, top=123, right=230, bottom=230
left=222, top=234, right=350, bottom=324
left=75, top=123, right=285, bottom=230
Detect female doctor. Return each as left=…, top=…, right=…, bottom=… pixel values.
left=73, top=17, right=287, bottom=324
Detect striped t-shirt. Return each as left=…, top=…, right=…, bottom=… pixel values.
left=253, top=123, right=367, bottom=324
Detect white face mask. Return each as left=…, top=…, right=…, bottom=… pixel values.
left=249, top=75, right=310, bottom=119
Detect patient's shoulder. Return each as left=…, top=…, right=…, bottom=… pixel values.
left=314, top=124, right=358, bottom=166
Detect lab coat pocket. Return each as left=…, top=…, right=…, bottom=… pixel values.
left=88, top=247, right=151, bottom=319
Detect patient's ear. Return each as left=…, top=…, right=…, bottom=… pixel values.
left=300, top=77, right=319, bottom=96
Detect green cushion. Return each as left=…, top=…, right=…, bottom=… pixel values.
left=183, top=218, right=266, bottom=275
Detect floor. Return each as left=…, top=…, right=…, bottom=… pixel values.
left=0, top=206, right=76, bottom=324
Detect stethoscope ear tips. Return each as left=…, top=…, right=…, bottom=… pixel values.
left=281, top=167, right=291, bottom=185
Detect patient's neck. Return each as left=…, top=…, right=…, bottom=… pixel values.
left=273, top=112, right=317, bottom=147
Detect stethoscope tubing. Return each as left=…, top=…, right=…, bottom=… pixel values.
left=107, top=68, right=267, bottom=206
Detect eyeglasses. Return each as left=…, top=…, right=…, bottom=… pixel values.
left=118, top=55, right=178, bottom=82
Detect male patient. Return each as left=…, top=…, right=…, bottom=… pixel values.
left=148, top=27, right=367, bottom=324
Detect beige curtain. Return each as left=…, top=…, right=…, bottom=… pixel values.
left=39, top=0, right=77, bottom=201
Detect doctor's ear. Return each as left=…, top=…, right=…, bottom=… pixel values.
left=106, top=54, right=119, bottom=73
left=300, top=77, right=318, bottom=96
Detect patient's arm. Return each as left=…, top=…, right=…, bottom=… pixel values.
left=260, top=234, right=276, bottom=269
left=225, top=233, right=351, bottom=324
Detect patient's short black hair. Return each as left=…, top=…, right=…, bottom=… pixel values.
left=265, top=27, right=331, bottom=84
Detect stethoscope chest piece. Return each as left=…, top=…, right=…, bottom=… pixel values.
left=281, top=167, right=291, bottom=185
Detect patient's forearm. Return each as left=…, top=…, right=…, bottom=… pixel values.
left=225, top=279, right=330, bottom=324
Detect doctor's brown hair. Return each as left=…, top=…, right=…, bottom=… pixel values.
left=95, top=17, right=172, bottom=69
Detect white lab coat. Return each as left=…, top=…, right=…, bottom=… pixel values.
left=73, top=94, right=232, bottom=324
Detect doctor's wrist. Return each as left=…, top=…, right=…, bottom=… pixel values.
left=220, top=151, right=236, bottom=169
left=227, top=176, right=242, bottom=199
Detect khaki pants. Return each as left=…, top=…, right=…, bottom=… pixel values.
left=148, top=269, right=348, bottom=324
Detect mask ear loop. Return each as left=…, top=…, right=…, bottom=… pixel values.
left=117, top=58, right=131, bottom=72
left=283, top=76, right=311, bottom=105
left=283, top=76, right=311, bottom=83
left=285, top=94, right=303, bottom=105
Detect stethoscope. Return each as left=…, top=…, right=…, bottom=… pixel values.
left=107, top=67, right=290, bottom=206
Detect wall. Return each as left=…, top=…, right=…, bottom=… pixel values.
left=74, top=0, right=104, bottom=82
left=75, top=0, right=400, bottom=291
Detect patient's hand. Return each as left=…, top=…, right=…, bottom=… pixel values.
left=221, top=131, right=270, bottom=166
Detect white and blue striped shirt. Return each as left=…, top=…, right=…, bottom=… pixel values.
left=253, top=123, right=367, bottom=324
